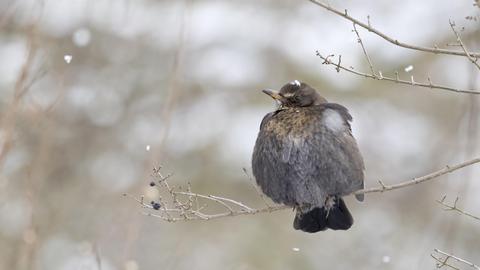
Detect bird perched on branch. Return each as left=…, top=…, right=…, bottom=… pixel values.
left=252, top=80, right=364, bottom=233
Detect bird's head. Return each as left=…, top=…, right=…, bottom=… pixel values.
left=262, top=80, right=327, bottom=108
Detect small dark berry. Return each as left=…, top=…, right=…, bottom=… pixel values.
left=153, top=203, right=161, bottom=210
left=149, top=181, right=156, bottom=187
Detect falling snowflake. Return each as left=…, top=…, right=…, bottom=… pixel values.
left=64, top=55, right=72, bottom=64
left=382, top=255, right=391, bottom=263
left=72, top=28, right=91, bottom=47
left=292, top=247, right=300, bottom=252
left=146, top=145, right=151, bottom=151
left=404, top=65, right=413, bottom=72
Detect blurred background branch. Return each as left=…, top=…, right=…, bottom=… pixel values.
left=0, top=28, right=37, bottom=169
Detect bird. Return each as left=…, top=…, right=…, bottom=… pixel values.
left=252, top=80, right=364, bottom=233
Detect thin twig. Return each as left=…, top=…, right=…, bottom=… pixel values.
left=127, top=190, right=285, bottom=222
left=243, top=167, right=271, bottom=207
left=308, top=0, right=480, bottom=58
left=436, top=196, right=480, bottom=221
left=449, top=20, right=480, bottom=71
left=317, top=52, right=480, bottom=95
left=175, top=192, right=235, bottom=213
left=352, top=23, right=376, bottom=77
left=355, top=157, right=480, bottom=195
left=431, top=253, right=461, bottom=270
left=432, top=249, right=480, bottom=270
left=208, top=194, right=254, bottom=212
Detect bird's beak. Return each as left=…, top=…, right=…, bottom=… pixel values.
left=262, top=89, right=283, bottom=101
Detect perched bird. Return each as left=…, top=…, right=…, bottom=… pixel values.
left=252, top=80, right=364, bottom=233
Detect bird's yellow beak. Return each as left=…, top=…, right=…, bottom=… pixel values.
left=262, top=89, right=283, bottom=101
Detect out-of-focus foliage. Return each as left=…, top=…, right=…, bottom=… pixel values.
left=0, top=0, right=479, bottom=269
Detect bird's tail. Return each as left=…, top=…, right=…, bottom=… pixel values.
left=293, top=196, right=353, bottom=233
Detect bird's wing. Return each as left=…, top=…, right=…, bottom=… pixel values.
left=321, top=103, right=365, bottom=202
left=293, top=104, right=364, bottom=202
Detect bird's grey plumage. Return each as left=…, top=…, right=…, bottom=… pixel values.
left=252, top=103, right=364, bottom=209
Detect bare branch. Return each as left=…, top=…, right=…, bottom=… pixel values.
left=432, top=249, right=480, bottom=270
left=352, top=23, right=376, bottom=77
left=355, top=157, right=480, bottom=195
left=316, top=52, right=480, bottom=95
left=432, top=253, right=461, bottom=270
left=436, top=196, right=480, bottom=221
left=308, top=0, right=480, bottom=58
left=449, top=20, right=480, bottom=71
left=127, top=157, right=480, bottom=222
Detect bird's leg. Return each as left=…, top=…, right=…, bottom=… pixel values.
left=324, top=196, right=336, bottom=218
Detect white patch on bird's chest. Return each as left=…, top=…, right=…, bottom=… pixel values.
left=288, top=134, right=303, bottom=146
left=322, top=109, right=346, bottom=133
left=281, top=134, right=304, bottom=162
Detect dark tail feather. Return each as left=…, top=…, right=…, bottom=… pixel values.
left=293, top=207, right=328, bottom=233
left=293, top=197, right=354, bottom=233
left=326, top=197, right=354, bottom=230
